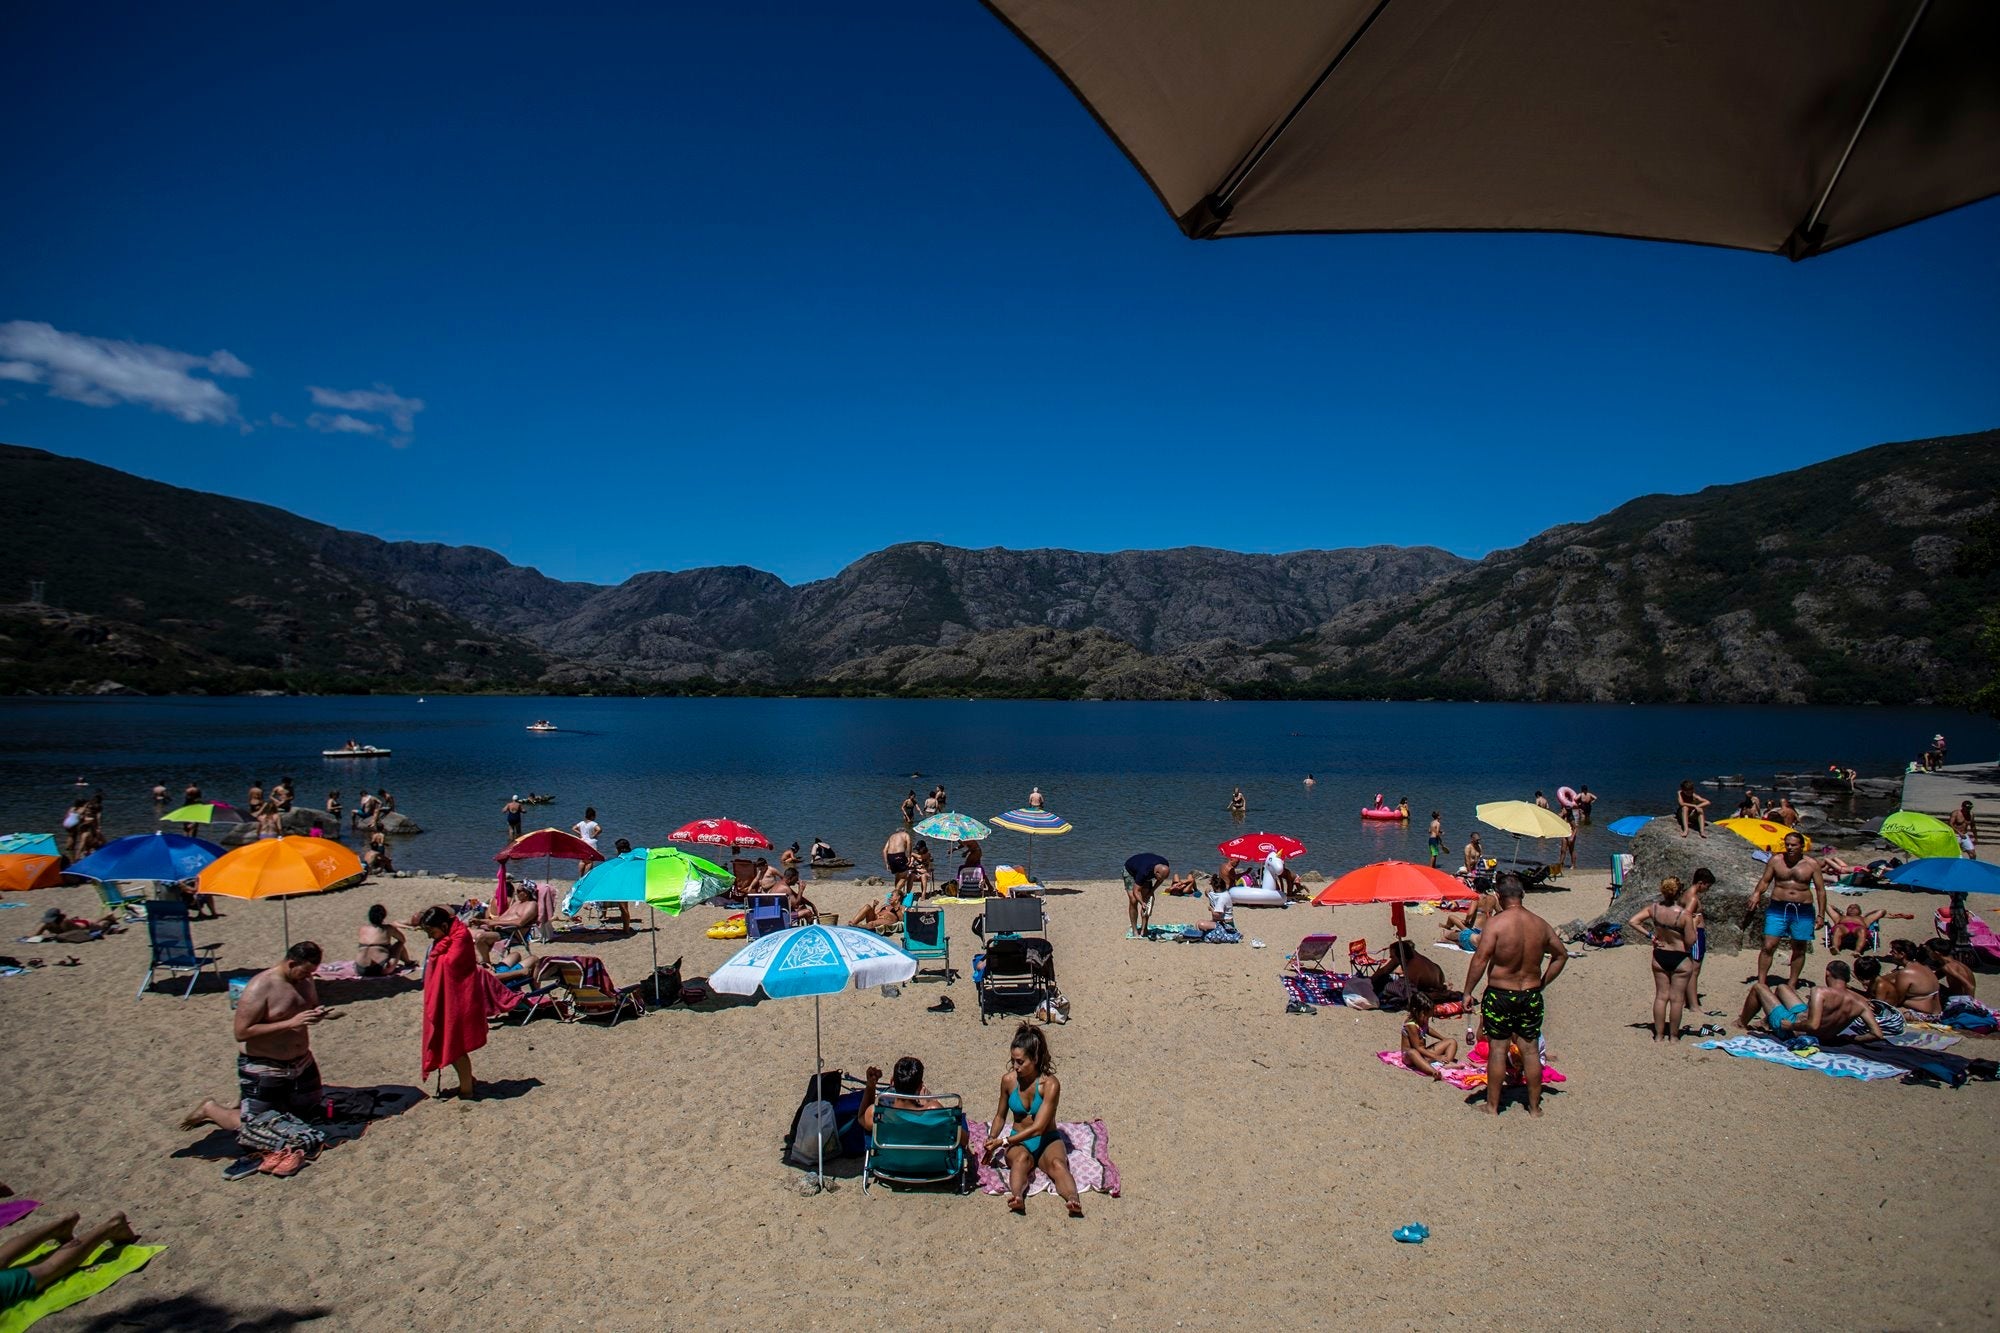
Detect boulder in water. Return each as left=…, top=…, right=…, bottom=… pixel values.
left=377, top=811, right=424, bottom=836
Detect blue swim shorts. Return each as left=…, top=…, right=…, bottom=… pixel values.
left=1457, top=928, right=1480, bottom=951
left=1766, top=1001, right=1808, bottom=1032
left=1764, top=901, right=1813, bottom=942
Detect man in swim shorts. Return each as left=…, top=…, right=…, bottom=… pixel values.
left=1748, top=830, right=1826, bottom=987
left=1738, top=960, right=1884, bottom=1042
left=179, top=941, right=337, bottom=1134
left=881, top=826, right=912, bottom=898
left=1427, top=811, right=1444, bottom=868
left=1123, top=852, right=1176, bottom=939
left=1461, top=877, right=1566, bottom=1116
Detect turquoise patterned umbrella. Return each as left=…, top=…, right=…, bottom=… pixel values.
left=912, top=811, right=990, bottom=842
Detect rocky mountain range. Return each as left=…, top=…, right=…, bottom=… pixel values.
left=1, top=429, right=1994, bottom=702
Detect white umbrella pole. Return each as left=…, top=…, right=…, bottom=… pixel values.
left=814, top=994, right=825, bottom=1191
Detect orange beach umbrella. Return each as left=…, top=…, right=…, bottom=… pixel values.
left=199, top=836, right=363, bottom=947
left=0, top=833, right=64, bottom=891
left=1314, top=860, right=1469, bottom=944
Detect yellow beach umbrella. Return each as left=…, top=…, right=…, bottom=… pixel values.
left=1474, top=801, right=1573, bottom=840
left=198, top=836, right=363, bottom=947
left=1717, top=818, right=1812, bottom=854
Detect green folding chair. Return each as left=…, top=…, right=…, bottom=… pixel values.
left=899, top=895, right=953, bottom=983
left=863, top=1093, right=968, bottom=1193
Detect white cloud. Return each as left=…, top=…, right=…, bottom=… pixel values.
left=307, top=383, right=424, bottom=437
left=0, top=320, right=250, bottom=424
left=305, top=411, right=383, bottom=436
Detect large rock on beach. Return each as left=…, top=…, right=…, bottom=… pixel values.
left=1610, top=820, right=1770, bottom=955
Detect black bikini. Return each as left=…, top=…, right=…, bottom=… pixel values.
left=1652, top=905, right=1692, bottom=974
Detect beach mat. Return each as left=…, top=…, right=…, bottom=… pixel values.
left=0, top=1200, right=37, bottom=1230
left=1375, top=1051, right=1568, bottom=1091
left=966, top=1120, right=1120, bottom=1198
left=1695, top=1035, right=1901, bottom=1081
left=1280, top=973, right=1345, bottom=1008
left=0, top=1239, right=165, bottom=1333
left=311, top=960, right=415, bottom=981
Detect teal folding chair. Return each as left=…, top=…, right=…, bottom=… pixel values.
left=863, top=1093, right=968, bottom=1193
left=94, top=878, right=149, bottom=921
left=900, top=895, right=953, bottom=983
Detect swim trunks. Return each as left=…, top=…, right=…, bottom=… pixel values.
left=885, top=852, right=908, bottom=875
left=237, top=1052, right=323, bottom=1118
left=1428, top=838, right=1444, bottom=855
left=1763, top=900, right=1814, bottom=942
left=0, top=1264, right=34, bottom=1307
left=1765, top=1001, right=1808, bottom=1032
left=1457, top=928, right=1480, bottom=951
left=1480, top=986, right=1545, bottom=1039
left=1690, top=926, right=1706, bottom=963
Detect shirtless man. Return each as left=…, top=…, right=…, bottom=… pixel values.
left=1460, top=877, right=1566, bottom=1116
left=1950, top=800, right=1978, bottom=857
left=1739, top=960, right=1885, bottom=1041
left=1462, top=831, right=1485, bottom=879
left=1873, top=941, right=1944, bottom=1018
left=470, top=891, right=540, bottom=966
left=179, top=942, right=337, bottom=1133
left=1440, top=887, right=1498, bottom=951
left=1747, top=831, right=1826, bottom=987
left=1773, top=796, right=1799, bottom=827
left=1427, top=811, right=1444, bottom=868
left=882, top=826, right=913, bottom=897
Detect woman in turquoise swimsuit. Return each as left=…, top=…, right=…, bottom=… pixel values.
left=984, top=1024, right=1085, bottom=1217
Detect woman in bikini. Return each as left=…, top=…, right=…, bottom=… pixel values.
left=1825, top=903, right=1913, bottom=956
left=1630, top=876, right=1696, bottom=1041
left=984, top=1024, right=1084, bottom=1218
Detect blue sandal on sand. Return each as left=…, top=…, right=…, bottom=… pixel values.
left=1393, top=1224, right=1429, bottom=1244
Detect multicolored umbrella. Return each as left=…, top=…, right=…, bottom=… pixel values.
left=1219, top=832, right=1306, bottom=861
left=1885, top=858, right=2000, bottom=896
left=566, top=846, right=731, bottom=999
left=991, top=808, right=1072, bottom=881
left=1716, top=818, right=1812, bottom=853
left=670, top=817, right=772, bottom=850
left=1879, top=811, right=1964, bottom=861
left=198, top=836, right=364, bottom=947
left=709, top=924, right=918, bottom=1190
left=913, top=812, right=991, bottom=843
left=160, top=802, right=249, bottom=827
left=67, top=832, right=224, bottom=885
left=0, top=832, right=63, bottom=892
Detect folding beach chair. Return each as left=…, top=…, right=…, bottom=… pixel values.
left=523, top=958, right=645, bottom=1026
left=746, top=893, right=791, bottom=940
left=954, top=866, right=989, bottom=897
left=980, top=895, right=1046, bottom=938
left=1348, top=938, right=1387, bottom=973
left=1288, top=933, right=1339, bottom=975
left=978, top=934, right=1047, bottom=1025
left=1824, top=918, right=1880, bottom=954
left=93, top=879, right=148, bottom=922
left=900, top=897, right=953, bottom=983
left=137, top=898, right=222, bottom=999
left=863, top=1092, right=969, bottom=1194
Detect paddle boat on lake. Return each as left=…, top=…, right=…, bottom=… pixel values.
left=526, top=720, right=559, bottom=732
left=322, top=741, right=392, bottom=758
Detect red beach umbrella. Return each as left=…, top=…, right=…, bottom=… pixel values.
left=1314, top=860, right=1469, bottom=944
left=494, top=828, right=605, bottom=864
left=1218, top=832, right=1306, bottom=861
left=669, top=818, right=771, bottom=851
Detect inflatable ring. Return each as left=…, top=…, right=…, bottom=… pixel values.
left=705, top=912, right=748, bottom=940
left=1557, top=785, right=1579, bottom=808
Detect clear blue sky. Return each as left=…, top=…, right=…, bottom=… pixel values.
left=3, top=4, right=1997, bottom=587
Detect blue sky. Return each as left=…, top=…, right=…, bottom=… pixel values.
left=3, top=4, right=1997, bottom=588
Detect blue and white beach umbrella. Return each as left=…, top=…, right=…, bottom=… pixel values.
left=710, top=925, right=918, bottom=1190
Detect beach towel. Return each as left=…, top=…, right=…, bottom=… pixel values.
left=311, top=959, right=413, bottom=981
left=1695, top=1036, right=1901, bottom=1081
left=420, top=919, right=488, bottom=1078
left=1938, top=911, right=2000, bottom=964
left=534, top=881, right=560, bottom=942
left=1850, top=1042, right=1992, bottom=1086
left=966, top=1120, right=1120, bottom=1198
left=1280, top=973, right=1346, bottom=1008
left=1374, top=1051, right=1568, bottom=1091
left=1890, top=1031, right=1962, bottom=1052
left=0, top=1239, right=165, bottom=1333
left=0, top=1201, right=38, bottom=1231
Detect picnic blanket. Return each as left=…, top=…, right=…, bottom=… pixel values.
left=965, top=1120, right=1120, bottom=1198
left=1281, top=973, right=1346, bottom=1008
left=1695, top=1035, right=1901, bottom=1081
left=1375, top=1051, right=1568, bottom=1091
left=0, top=1240, right=166, bottom=1333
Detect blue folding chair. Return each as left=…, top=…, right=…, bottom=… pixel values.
left=900, top=895, right=953, bottom=983
left=863, top=1092, right=968, bottom=1193
left=137, top=898, right=222, bottom=999
left=745, top=893, right=791, bottom=940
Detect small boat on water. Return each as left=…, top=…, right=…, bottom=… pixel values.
left=323, top=743, right=392, bottom=759
left=526, top=721, right=559, bottom=732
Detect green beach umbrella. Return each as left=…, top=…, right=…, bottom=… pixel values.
left=161, top=801, right=250, bottom=827
left=1878, top=811, right=1963, bottom=861
left=567, top=846, right=733, bottom=1000
left=912, top=811, right=991, bottom=843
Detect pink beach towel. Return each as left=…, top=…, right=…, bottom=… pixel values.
left=1375, top=1050, right=1568, bottom=1091
left=966, top=1120, right=1121, bottom=1198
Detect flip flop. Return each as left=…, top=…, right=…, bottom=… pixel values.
left=1392, top=1223, right=1429, bottom=1244
left=1284, top=1000, right=1316, bottom=1015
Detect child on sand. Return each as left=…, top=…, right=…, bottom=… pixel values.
left=1400, top=994, right=1460, bottom=1080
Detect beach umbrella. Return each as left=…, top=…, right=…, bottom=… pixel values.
left=495, top=827, right=606, bottom=903
left=1312, top=860, right=1467, bottom=950
left=990, top=808, right=1072, bottom=881
left=709, top=924, right=918, bottom=1191
left=669, top=817, right=772, bottom=851
left=982, top=1, right=2000, bottom=259
left=1717, top=818, right=1812, bottom=854
left=198, top=836, right=363, bottom=948
left=912, top=812, right=991, bottom=843
left=0, top=833, right=64, bottom=892
left=1879, top=811, right=1964, bottom=861
left=160, top=802, right=250, bottom=827
left=1473, top=799, right=1572, bottom=866
left=67, top=832, right=224, bottom=886
left=1884, top=858, right=2000, bottom=895
left=566, top=846, right=732, bottom=1000
left=1219, top=832, right=1307, bottom=862
left=1606, top=816, right=1655, bottom=837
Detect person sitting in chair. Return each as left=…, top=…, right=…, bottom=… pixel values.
left=848, top=895, right=904, bottom=934
left=782, top=868, right=818, bottom=924
left=1826, top=902, right=1912, bottom=955
left=859, top=1057, right=965, bottom=1146
left=469, top=889, right=541, bottom=966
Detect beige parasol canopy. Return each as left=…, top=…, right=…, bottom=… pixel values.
left=982, top=0, right=2000, bottom=258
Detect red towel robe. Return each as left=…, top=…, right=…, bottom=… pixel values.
left=421, top=919, right=489, bottom=1077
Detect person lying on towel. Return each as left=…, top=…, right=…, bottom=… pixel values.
left=1739, top=960, right=1885, bottom=1042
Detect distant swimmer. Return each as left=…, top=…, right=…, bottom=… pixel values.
left=1028, top=786, right=1045, bottom=809
left=1303, top=774, right=1316, bottom=788
left=1228, top=787, right=1247, bottom=816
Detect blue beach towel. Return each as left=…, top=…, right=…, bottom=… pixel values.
left=1696, top=1035, right=1901, bottom=1081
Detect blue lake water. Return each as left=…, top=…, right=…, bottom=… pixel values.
left=0, top=697, right=1988, bottom=879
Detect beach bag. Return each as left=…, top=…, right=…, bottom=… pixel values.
left=1583, top=921, right=1624, bottom=948
left=785, top=1071, right=863, bottom=1165
left=788, top=1101, right=839, bottom=1168
left=238, top=1109, right=327, bottom=1157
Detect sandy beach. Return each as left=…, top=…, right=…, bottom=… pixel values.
left=2, top=868, right=1994, bottom=1331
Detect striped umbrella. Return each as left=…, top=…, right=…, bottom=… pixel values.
left=912, top=812, right=991, bottom=843
left=566, top=846, right=731, bottom=999
left=990, top=808, right=1072, bottom=881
